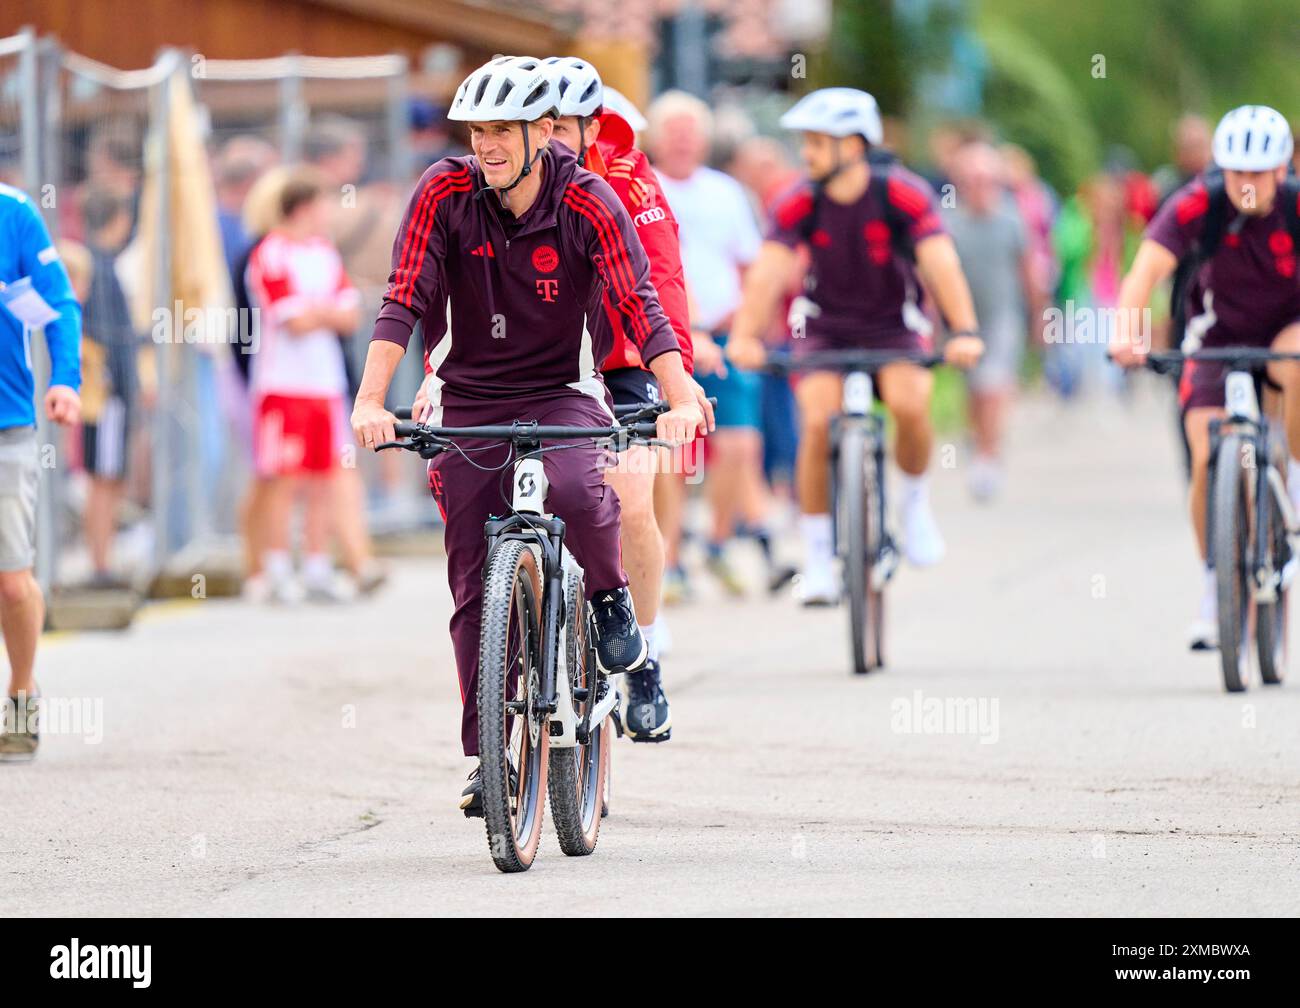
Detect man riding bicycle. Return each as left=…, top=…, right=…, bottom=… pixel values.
left=726, top=88, right=983, bottom=603
left=1111, top=105, right=1300, bottom=650
left=350, top=56, right=705, bottom=814
left=540, top=57, right=705, bottom=742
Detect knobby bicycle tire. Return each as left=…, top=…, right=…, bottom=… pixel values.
left=548, top=569, right=607, bottom=855
left=1213, top=435, right=1253, bottom=693
left=477, top=539, right=548, bottom=872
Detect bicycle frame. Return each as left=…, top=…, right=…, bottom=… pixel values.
left=1208, top=370, right=1297, bottom=604
left=482, top=443, right=617, bottom=751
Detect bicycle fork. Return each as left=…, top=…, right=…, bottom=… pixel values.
left=505, top=452, right=617, bottom=750
left=830, top=370, right=897, bottom=591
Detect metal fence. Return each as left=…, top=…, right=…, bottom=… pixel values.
left=1, top=29, right=420, bottom=604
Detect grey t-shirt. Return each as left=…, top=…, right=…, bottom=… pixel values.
left=942, top=197, right=1026, bottom=334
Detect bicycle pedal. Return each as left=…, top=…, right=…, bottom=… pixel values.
left=768, top=565, right=798, bottom=594
left=610, top=707, right=625, bottom=738
left=872, top=545, right=900, bottom=591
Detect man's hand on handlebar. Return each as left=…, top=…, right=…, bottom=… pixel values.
left=944, top=333, right=985, bottom=370
left=1109, top=341, right=1149, bottom=369
left=656, top=395, right=706, bottom=446
left=352, top=396, right=398, bottom=452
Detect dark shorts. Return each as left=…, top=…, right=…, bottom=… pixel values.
left=603, top=366, right=661, bottom=410
left=82, top=396, right=131, bottom=480
left=792, top=326, right=929, bottom=364
left=1178, top=318, right=1300, bottom=411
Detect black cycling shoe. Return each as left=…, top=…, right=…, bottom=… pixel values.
left=590, top=587, right=648, bottom=675
left=459, top=765, right=485, bottom=818
left=624, top=659, right=671, bottom=742
left=458, top=761, right=517, bottom=818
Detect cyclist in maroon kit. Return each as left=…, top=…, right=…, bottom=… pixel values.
left=727, top=88, right=982, bottom=603
left=1112, top=105, right=1300, bottom=650
left=351, top=56, right=705, bottom=815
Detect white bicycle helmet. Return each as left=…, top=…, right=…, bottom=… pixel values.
left=543, top=56, right=603, bottom=118
left=779, top=87, right=883, bottom=145
left=448, top=56, right=558, bottom=123
left=1212, top=105, right=1294, bottom=171
left=601, top=86, right=648, bottom=133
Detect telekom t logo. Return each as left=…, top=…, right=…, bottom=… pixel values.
left=535, top=279, right=559, bottom=302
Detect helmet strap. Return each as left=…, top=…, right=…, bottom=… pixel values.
left=817, top=135, right=868, bottom=190
left=478, top=122, right=545, bottom=204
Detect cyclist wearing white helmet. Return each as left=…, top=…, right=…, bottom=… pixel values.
left=727, top=87, right=983, bottom=602
left=1112, top=104, right=1300, bottom=650
left=542, top=55, right=707, bottom=742
left=351, top=55, right=705, bottom=814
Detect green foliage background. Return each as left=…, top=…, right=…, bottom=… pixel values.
left=816, top=0, right=1300, bottom=194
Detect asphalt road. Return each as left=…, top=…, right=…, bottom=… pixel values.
left=4, top=382, right=1298, bottom=917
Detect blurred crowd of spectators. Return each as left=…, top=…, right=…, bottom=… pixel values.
left=28, top=86, right=1300, bottom=604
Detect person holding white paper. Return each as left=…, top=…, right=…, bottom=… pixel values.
left=0, top=181, right=82, bottom=762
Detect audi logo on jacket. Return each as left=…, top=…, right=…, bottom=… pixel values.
left=372, top=143, right=681, bottom=407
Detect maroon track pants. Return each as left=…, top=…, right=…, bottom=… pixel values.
left=427, top=392, right=627, bottom=757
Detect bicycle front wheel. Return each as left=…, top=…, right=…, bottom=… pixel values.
left=548, top=570, right=608, bottom=856
left=477, top=539, right=548, bottom=873
left=838, top=420, right=884, bottom=675
left=1213, top=435, right=1253, bottom=693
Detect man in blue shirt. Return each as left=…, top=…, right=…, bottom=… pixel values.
left=0, top=181, right=82, bottom=762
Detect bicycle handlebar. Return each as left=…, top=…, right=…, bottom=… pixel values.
left=395, top=399, right=713, bottom=423
left=1144, top=349, right=1300, bottom=376
left=392, top=420, right=659, bottom=441
left=763, top=349, right=945, bottom=374
left=376, top=417, right=666, bottom=454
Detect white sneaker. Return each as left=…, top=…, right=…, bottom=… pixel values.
left=796, top=559, right=839, bottom=606
left=1189, top=571, right=1217, bottom=651
left=269, top=575, right=305, bottom=605
left=968, top=455, right=1003, bottom=504
left=902, top=494, right=946, bottom=567
left=304, top=570, right=357, bottom=604
left=242, top=573, right=271, bottom=604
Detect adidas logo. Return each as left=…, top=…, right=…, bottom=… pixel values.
left=470, top=243, right=496, bottom=257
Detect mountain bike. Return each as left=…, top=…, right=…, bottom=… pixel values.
left=767, top=349, right=943, bottom=676
left=1147, top=349, right=1300, bottom=691
left=381, top=405, right=666, bottom=872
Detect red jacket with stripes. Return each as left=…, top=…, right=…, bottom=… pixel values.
left=373, top=143, right=681, bottom=405
left=584, top=114, right=694, bottom=374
